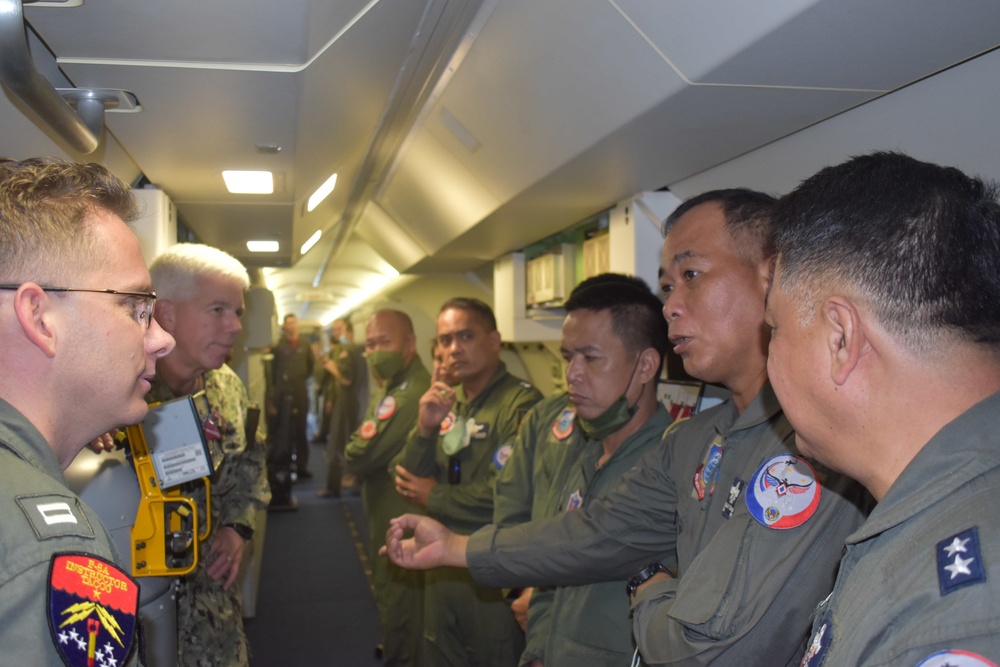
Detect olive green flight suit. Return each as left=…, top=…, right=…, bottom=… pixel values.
left=395, top=363, right=542, bottom=667
left=0, top=399, right=142, bottom=666
left=494, top=394, right=673, bottom=667
left=344, top=356, right=430, bottom=666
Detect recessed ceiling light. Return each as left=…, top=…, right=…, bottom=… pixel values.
left=247, top=240, right=279, bottom=253
left=301, top=230, right=322, bottom=255
left=307, top=173, right=337, bottom=212
left=222, top=170, right=273, bottom=194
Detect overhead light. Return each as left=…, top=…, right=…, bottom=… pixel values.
left=246, top=240, right=279, bottom=253
left=222, top=170, right=273, bottom=194
left=307, top=173, right=337, bottom=212
left=301, top=230, right=322, bottom=255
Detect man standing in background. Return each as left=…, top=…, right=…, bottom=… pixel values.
left=149, top=243, right=271, bottom=667
left=318, top=317, right=367, bottom=498
left=266, top=313, right=314, bottom=479
left=394, top=297, right=542, bottom=666
left=344, top=309, right=430, bottom=665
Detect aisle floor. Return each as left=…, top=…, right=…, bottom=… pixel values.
left=245, top=446, right=383, bottom=666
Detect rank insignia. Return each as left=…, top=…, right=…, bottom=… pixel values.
left=376, top=396, right=397, bottom=420
left=916, top=650, right=998, bottom=667
left=48, top=553, right=138, bottom=667
left=565, top=489, right=583, bottom=511
left=358, top=420, right=378, bottom=440
left=551, top=407, right=575, bottom=440
left=937, top=526, right=986, bottom=596
left=439, top=411, right=456, bottom=435
left=493, top=444, right=513, bottom=470
left=746, top=454, right=821, bottom=529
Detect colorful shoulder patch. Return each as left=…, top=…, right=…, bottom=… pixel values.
left=439, top=411, right=456, bottom=435
left=565, top=489, right=583, bottom=511
left=551, top=407, right=575, bottom=440
left=493, top=444, right=513, bottom=470
left=357, top=420, right=378, bottom=440
left=799, top=609, right=833, bottom=667
left=745, top=454, right=821, bottom=529
left=48, top=553, right=138, bottom=667
left=937, top=527, right=986, bottom=596
left=916, top=651, right=998, bottom=667
left=376, top=396, right=397, bottom=420
left=692, top=436, right=724, bottom=500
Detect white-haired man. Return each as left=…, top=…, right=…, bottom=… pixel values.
left=149, top=243, right=271, bottom=667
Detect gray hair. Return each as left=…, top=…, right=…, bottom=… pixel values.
left=149, top=243, right=250, bottom=300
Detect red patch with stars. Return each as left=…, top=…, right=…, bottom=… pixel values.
left=48, top=553, right=138, bottom=667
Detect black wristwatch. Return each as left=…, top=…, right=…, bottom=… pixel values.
left=225, top=523, right=254, bottom=541
left=626, top=562, right=670, bottom=598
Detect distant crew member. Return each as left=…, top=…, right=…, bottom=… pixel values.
left=494, top=273, right=672, bottom=667
left=393, top=297, right=542, bottom=666
left=319, top=317, right=367, bottom=498
left=149, top=243, right=271, bottom=667
left=267, top=313, right=314, bottom=508
left=344, top=309, right=431, bottom=665
left=0, top=157, right=175, bottom=666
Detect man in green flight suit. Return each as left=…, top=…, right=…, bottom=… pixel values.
left=344, top=309, right=430, bottom=665
left=393, top=297, right=543, bottom=667
left=149, top=243, right=271, bottom=667
left=319, top=317, right=366, bottom=498
left=494, top=273, right=673, bottom=667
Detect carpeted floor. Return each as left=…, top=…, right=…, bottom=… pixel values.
left=245, top=446, right=383, bottom=666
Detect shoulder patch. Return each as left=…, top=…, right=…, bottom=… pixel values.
left=49, top=553, right=139, bottom=667
left=551, top=407, right=575, bottom=440
left=16, top=494, right=96, bottom=541
left=745, top=455, right=821, bottom=529
left=565, top=489, right=583, bottom=511
left=439, top=412, right=456, bottom=435
left=357, top=420, right=378, bottom=440
left=937, top=527, right=986, bottom=596
left=916, top=651, right=998, bottom=667
left=376, top=396, right=397, bottom=420
left=493, top=444, right=513, bottom=470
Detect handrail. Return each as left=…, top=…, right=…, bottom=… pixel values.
left=0, top=0, right=101, bottom=153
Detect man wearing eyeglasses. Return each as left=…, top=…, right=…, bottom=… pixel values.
left=148, top=243, right=271, bottom=667
left=0, top=157, right=175, bottom=666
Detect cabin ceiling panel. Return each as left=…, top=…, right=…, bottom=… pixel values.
left=175, top=201, right=294, bottom=269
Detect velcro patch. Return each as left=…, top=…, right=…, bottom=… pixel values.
left=745, top=455, right=821, bottom=529
left=916, top=650, right=998, bottom=667
left=493, top=443, right=512, bottom=470
left=16, top=494, right=95, bottom=541
left=937, top=527, right=986, bottom=596
left=551, top=407, right=575, bottom=440
left=48, top=553, right=138, bottom=667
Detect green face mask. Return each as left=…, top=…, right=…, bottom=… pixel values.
left=576, top=355, right=642, bottom=442
left=367, top=350, right=404, bottom=380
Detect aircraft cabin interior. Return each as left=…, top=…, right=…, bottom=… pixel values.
left=4, top=0, right=1000, bottom=664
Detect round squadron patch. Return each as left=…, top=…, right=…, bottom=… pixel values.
left=565, top=489, right=583, bottom=511
left=551, top=407, right=575, bottom=440
left=48, top=553, right=139, bottom=667
left=358, top=420, right=377, bottom=440
left=493, top=444, right=513, bottom=470
left=376, top=396, right=397, bottom=420
left=439, top=411, right=456, bottom=435
left=916, top=651, right=998, bottom=667
left=745, top=454, right=821, bottom=529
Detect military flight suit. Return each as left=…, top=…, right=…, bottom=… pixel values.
left=323, top=341, right=364, bottom=495
left=800, top=391, right=1000, bottom=667
left=344, top=356, right=430, bottom=666
left=268, top=335, right=314, bottom=477
left=0, top=399, right=143, bottom=667
left=395, top=362, right=542, bottom=667
left=149, top=366, right=271, bottom=667
left=466, top=383, right=869, bottom=666
left=494, top=393, right=673, bottom=667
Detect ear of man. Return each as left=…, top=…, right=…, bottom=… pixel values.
left=824, top=296, right=865, bottom=386
left=637, top=347, right=662, bottom=385
left=153, top=299, right=177, bottom=335
left=14, top=283, right=58, bottom=359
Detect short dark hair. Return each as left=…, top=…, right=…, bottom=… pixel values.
left=663, top=188, right=777, bottom=265
left=773, top=151, right=1000, bottom=350
left=440, top=297, right=497, bottom=332
left=564, top=273, right=668, bottom=369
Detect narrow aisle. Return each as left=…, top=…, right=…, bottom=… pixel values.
left=245, top=448, right=383, bottom=666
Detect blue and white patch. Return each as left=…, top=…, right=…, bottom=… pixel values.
left=746, top=455, right=821, bottom=529
left=493, top=444, right=513, bottom=470
left=799, top=610, right=832, bottom=667
left=565, top=489, right=583, bottom=511
left=915, top=650, right=998, bottom=667
left=376, top=396, right=397, bottom=420
left=551, top=407, right=575, bottom=440
left=937, top=527, right=986, bottom=596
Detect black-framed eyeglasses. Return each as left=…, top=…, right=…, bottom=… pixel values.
left=0, top=284, right=157, bottom=329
